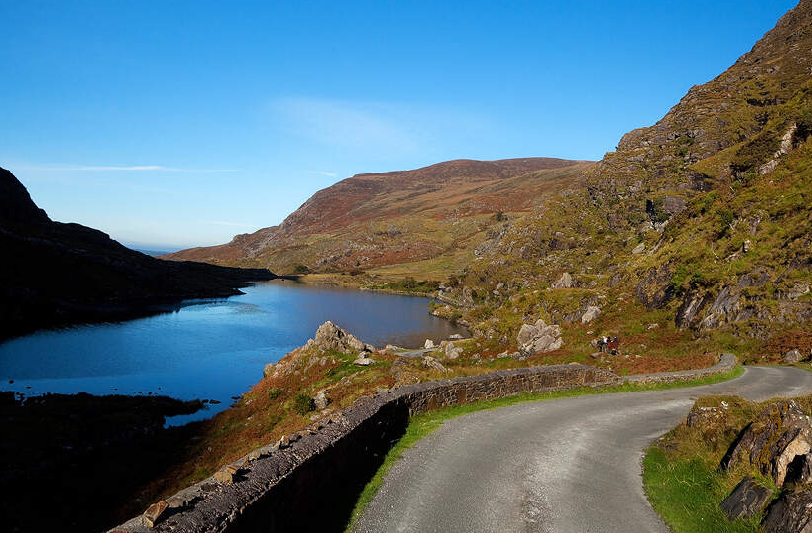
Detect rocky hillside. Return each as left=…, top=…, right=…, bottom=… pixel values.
left=0, top=168, right=277, bottom=340
left=163, top=158, right=592, bottom=275
left=436, top=0, right=812, bottom=364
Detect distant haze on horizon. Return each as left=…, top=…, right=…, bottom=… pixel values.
left=0, top=0, right=797, bottom=249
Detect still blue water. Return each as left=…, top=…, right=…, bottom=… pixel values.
left=0, top=281, right=465, bottom=423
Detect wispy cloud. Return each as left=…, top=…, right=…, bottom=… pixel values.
left=307, top=170, right=338, bottom=177
left=15, top=164, right=238, bottom=173
left=270, top=97, right=437, bottom=154
left=270, top=97, right=490, bottom=160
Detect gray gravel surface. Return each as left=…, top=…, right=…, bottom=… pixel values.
left=355, top=366, right=812, bottom=533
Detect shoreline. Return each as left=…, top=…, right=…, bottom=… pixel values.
left=0, top=272, right=282, bottom=345
left=276, top=273, right=472, bottom=308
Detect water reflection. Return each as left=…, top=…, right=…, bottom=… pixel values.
left=0, top=281, right=466, bottom=422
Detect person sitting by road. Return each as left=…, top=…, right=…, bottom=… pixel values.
left=608, top=336, right=620, bottom=355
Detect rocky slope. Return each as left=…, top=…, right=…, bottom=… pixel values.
left=0, top=168, right=278, bottom=340
left=163, top=158, right=592, bottom=275
left=649, top=394, right=812, bottom=532
left=441, top=0, right=812, bottom=364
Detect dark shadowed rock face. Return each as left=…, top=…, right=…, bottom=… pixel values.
left=722, top=400, right=812, bottom=486
left=720, top=477, right=772, bottom=520
left=0, top=167, right=49, bottom=227
left=785, top=453, right=812, bottom=486
left=763, top=489, right=812, bottom=533
left=0, top=167, right=277, bottom=340
left=635, top=264, right=675, bottom=310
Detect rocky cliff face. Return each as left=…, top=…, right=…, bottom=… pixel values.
left=0, top=168, right=277, bottom=340
left=163, top=158, right=592, bottom=274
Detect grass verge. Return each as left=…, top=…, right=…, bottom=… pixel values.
left=642, top=447, right=762, bottom=533
left=342, top=365, right=744, bottom=532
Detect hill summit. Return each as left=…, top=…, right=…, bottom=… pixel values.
left=163, top=157, right=592, bottom=274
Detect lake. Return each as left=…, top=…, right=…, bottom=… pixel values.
left=0, top=281, right=466, bottom=423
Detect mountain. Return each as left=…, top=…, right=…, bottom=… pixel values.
left=0, top=168, right=277, bottom=340
left=447, top=0, right=812, bottom=363
left=171, top=0, right=810, bottom=364
left=163, top=158, right=592, bottom=276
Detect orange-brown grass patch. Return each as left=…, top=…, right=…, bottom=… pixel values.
left=599, top=352, right=718, bottom=376
left=754, top=328, right=812, bottom=363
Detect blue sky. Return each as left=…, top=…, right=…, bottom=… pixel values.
left=0, top=0, right=797, bottom=249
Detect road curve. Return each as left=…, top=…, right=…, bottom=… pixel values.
left=355, top=366, right=812, bottom=533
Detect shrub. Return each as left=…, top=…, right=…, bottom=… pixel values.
left=268, top=388, right=282, bottom=400
left=292, top=393, right=314, bottom=415
left=698, top=191, right=717, bottom=215
left=715, top=208, right=735, bottom=238
left=293, top=264, right=310, bottom=274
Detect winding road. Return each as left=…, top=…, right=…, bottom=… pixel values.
left=355, top=366, right=812, bottom=533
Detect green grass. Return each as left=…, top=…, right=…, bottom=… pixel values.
left=642, top=447, right=762, bottom=533
left=342, top=366, right=744, bottom=532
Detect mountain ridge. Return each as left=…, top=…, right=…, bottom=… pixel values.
left=0, top=167, right=278, bottom=340
left=163, top=157, right=593, bottom=274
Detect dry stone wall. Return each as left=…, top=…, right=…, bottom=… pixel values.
left=111, top=364, right=618, bottom=533
left=112, top=357, right=736, bottom=533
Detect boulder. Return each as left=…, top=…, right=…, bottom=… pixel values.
left=631, top=243, right=645, bottom=255
left=521, top=334, right=563, bottom=355
left=722, top=400, right=812, bottom=486
left=762, top=490, right=812, bottom=533
left=421, top=356, right=449, bottom=373
left=353, top=356, right=375, bottom=366
left=213, top=466, right=237, bottom=484
left=686, top=402, right=728, bottom=432
left=663, top=196, right=687, bottom=215
left=448, top=334, right=464, bottom=340
left=424, top=339, right=435, bottom=349
left=552, top=272, right=574, bottom=289
left=581, top=306, right=601, bottom=324
left=517, top=324, right=539, bottom=346
left=784, top=349, right=804, bottom=364
left=143, top=500, right=169, bottom=527
left=312, top=321, right=367, bottom=354
left=444, top=342, right=463, bottom=359
left=719, top=477, right=772, bottom=520
left=518, top=320, right=564, bottom=355
left=313, top=390, right=331, bottom=410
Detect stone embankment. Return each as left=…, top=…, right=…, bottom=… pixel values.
left=111, top=365, right=618, bottom=533
left=112, top=353, right=737, bottom=533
